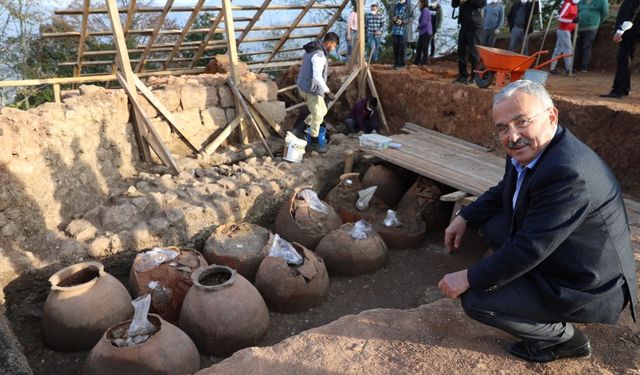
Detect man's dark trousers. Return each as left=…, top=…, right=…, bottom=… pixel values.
left=612, top=34, right=640, bottom=95
left=393, top=35, right=406, bottom=67
left=458, top=26, right=483, bottom=78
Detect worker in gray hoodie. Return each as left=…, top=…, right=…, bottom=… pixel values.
left=296, top=32, right=340, bottom=153
left=483, top=0, right=505, bottom=47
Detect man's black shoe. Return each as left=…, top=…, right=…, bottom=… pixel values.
left=453, top=76, right=468, bottom=84
left=308, top=136, right=328, bottom=154
left=508, top=328, right=591, bottom=363
left=599, top=92, right=623, bottom=99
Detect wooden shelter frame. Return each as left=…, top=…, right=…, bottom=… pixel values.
left=0, top=0, right=389, bottom=173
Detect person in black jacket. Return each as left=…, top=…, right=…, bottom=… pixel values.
left=452, top=0, right=487, bottom=84
left=438, top=80, right=637, bottom=363
left=507, top=0, right=540, bottom=55
left=600, top=0, right=640, bottom=98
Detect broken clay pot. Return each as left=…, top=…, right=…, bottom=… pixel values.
left=315, top=222, right=388, bottom=276
left=274, top=185, right=342, bottom=250
left=42, top=261, right=133, bottom=352
left=179, top=265, right=270, bottom=356
left=255, top=238, right=330, bottom=313
left=83, top=314, right=200, bottom=375
left=372, top=210, right=427, bottom=249
left=203, top=222, right=270, bottom=281
left=129, top=247, right=208, bottom=324
left=325, top=173, right=388, bottom=223
left=361, top=164, right=406, bottom=208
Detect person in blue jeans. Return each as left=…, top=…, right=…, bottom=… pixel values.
left=365, top=3, right=386, bottom=62
left=482, top=0, right=505, bottom=47
left=391, top=0, right=413, bottom=68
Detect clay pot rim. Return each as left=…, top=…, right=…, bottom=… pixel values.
left=191, top=264, right=237, bottom=291
left=49, top=261, right=104, bottom=292
left=103, top=314, right=163, bottom=350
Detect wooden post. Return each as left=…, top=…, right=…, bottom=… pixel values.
left=106, top=0, right=151, bottom=162
left=221, top=0, right=249, bottom=145
left=53, top=84, right=61, bottom=103
left=228, top=77, right=274, bottom=158
left=344, top=150, right=355, bottom=174
left=357, top=0, right=366, bottom=99
left=365, top=65, right=390, bottom=133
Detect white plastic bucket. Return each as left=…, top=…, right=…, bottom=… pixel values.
left=283, top=132, right=307, bottom=163
left=524, top=69, right=549, bottom=86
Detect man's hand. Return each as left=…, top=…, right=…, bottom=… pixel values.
left=444, top=215, right=467, bottom=253
left=326, top=92, right=336, bottom=101
left=613, top=33, right=623, bottom=43
left=437, top=269, right=470, bottom=299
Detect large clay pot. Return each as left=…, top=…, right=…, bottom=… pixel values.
left=179, top=265, right=270, bottom=356
left=129, top=247, right=207, bottom=324
left=255, top=238, right=330, bottom=313
left=372, top=210, right=427, bottom=249
left=274, top=185, right=342, bottom=250
left=42, top=261, right=133, bottom=351
left=315, top=222, right=388, bottom=276
left=203, top=222, right=270, bottom=281
left=361, top=164, right=406, bottom=207
left=83, top=314, right=200, bottom=375
left=325, top=173, right=388, bottom=223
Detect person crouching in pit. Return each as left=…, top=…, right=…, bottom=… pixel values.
left=345, top=97, right=381, bottom=134
left=296, top=32, right=340, bottom=154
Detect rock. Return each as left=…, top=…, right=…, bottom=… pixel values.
left=224, top=108, right=236, bottom=123
left=0, top=311, right=32, bottom=375
left=239, top=80, right=273, bottom=103
left=153, top=88, right=181, bottom=112
left=88, top=236, right=111, bottom=258
left=131, top=196, right=150, bottom=211
left=201, top=106, right=227, bottom=130
left=217, top=177, right=238, bottom=190
left=150, top=118, right=172, bottom=141
left=66, top=219, right=98, bottom=242
left=255, top=101, right=286, bottom=124
left=0, top=213, right=6, bottom=227
left=137, top=94, right=159, bottom=118
left=79, top=85, right=104, bottom=96
left=131, top=223, right=154, bottom=248
left=218, top=85, right=234, bottom=108
left=102, top=203, right=138, bottom=232
left=180, top=85, right=208, bottom=111
left=1, top=222, right=18, bottom=237
left=165, top=208, right=185, bottom=223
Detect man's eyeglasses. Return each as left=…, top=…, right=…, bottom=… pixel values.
left=494, top=107, right=551, bottom=138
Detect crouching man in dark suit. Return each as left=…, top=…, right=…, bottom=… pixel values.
left=438, top=79, right=638, bottom=363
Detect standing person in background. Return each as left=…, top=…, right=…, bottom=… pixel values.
left=575, top=0, right=608, bottom=72
left=508, top=0, right=540, bottom=55
left=549, top=0, right=579, bottom=75
left=365, top=3, right=386, bottom=62
left=483, top=0, right=505, bottom=47
left=452, top=0, right=487, bottom=84
left=296, top=32, right=340, bottom=154
left=406, top=1, right=421, bottom=62
left=391, top=0, right=413, bottom=69
left=414, top=0, right=434, bottom=65
left=346, top=8, right=358, bottom=61
left=599, top=0, right=640, bottom=98
left=428, top=0, right=443, bottom=58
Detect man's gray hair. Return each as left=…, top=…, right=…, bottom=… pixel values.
left=493, top=80, right=554, bottom=108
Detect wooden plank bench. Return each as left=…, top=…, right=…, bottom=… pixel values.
left=362, top=123, right=640, bottom=228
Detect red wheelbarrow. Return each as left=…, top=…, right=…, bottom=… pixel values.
left=474, top=46, right=572, bottom=89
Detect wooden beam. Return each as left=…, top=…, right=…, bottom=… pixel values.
left=278, top=84, right=297, bottom=93
left=53, top=84, right=61, bottom=103
left=132, top=75, right=199, bottom=152
left=203, top=115, right=242, bottom=154
left=317, top=0, right=351, bottom=40
left=237, top=0, right=271, bottom=44
left=246, top=60, right=299, bottom=70
left=262, top=0, right=317, bottom=67
left=106, top=0, right=151, bottom=162
left=222, top=0, right=250, bottom=145
left=241, top=94, right=285, bottom=138
left=55, top=4, right=342, bottom=16
left=117, top=72, right=180, bottom=174
left=357, top=0, right=366, bottom=98
left=164, top=0, right=207, bottom=69
left=228, top=78, right=274, bottom=158
left=327, top=66, right=361, bottom=110
left=73, top=0, right=90, bottom=80
left=135, top=0, right=174, bottom=73
left=107, top=0, right=138, bottom=89
left=190, top=12, right=224, bottom=69
left=365, top=65, right=390, bottom=133
left=285, top=102, right=307, bottom=112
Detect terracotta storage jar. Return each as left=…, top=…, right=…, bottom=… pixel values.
left=202, top=222, right=270, bottom=281
left=254, top=239, right=330, bottom=313
left=361, top=164, right=406, bottom=207
left=42, top=261, right=133, bottom=351
left=315, top=221, right=388, bottom=276
left=325, top=173, right=389, bottom=223
left=179, top=265, right=270, bottom=356
left=274, top=185, right=342, bottom=250
left=129, top=247, right=208, bottom=323
left=83, top=314, right=200, bottom=375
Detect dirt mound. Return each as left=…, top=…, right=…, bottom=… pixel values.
left=197, top=297, right=640, bottom=375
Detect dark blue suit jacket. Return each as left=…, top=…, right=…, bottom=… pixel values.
left=460, top=127, right=638, bottom=324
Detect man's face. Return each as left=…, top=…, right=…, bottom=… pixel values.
left=324, top=41, right=337, bottom=53
left=371, top=5, right=378, bottom=13
left=492, top=92, right=558, bottom=165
